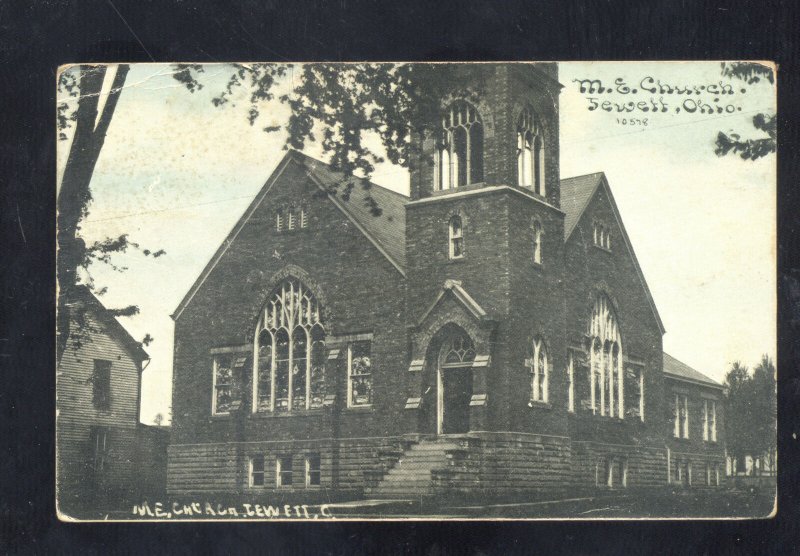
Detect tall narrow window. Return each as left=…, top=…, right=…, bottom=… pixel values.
left=674, top=394, right=689, bottom=438
left=306, top=453, right=321, bottom=487
left=249, top=455, right=265, bottom=487
left=527, top=337, right=549, bottom=403
left=287, top=206, right=296, bottom=230
left=347, top=341, right=373, bottom=407
left=703, top=399, right=709, bottom=441
left=638, top=369, right=645, bottom=421
left=517, top=107, right=545, bottom=195
left=711, top=404, right=718, bottom=443
left=253, top=280, right=325, bottom=413
left=212, top=354, right=234, bottom=415
left=588, top=295, right=624, bottom=418
left=449, top=215, right=464, bottom=259
left=567, top=351, right=575, bottom=412
left=435, top=101, right=483, bottom=190
left=533, top=220, right=543, bottom=264
left=92, top=360, right=111, bottom=410
left=276, top=209, right=284, bottom=231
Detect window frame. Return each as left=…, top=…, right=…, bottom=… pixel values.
left=528, top=337, right=549, bottom=403
left=516, top=107, right=546, bottom=195
left=448, top=215, right=465, bottom=260
left=588, top=295, right=624, bottom=418
left=566, top=351, right=575, bottom=413
left=252, top=280, right=326, bottom=414
left=532, top=219, right=543, bottom=265
left=211, top=355, right=232, bottom=416
left=346, top=341, right=373, bottom=409
left=276, top=455, right=293, bottom=488
left=249, top=455, right=266, bottom=487
left=92, top=359, right=112, bottom=410
left=674, top=393, right=690, bottom=439
left=435, top=101, right=483, bottom=191
left=305, top=453, right=321, bottom=487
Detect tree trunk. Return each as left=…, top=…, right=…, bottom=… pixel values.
left=57, top=64, right=130, bottom=362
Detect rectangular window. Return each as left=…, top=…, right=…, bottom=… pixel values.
left=288, top=209, right=296, bottom=230
left=277, top=455, right=293, bottom=487
left=276, top=210, right=283, bottom=231
left=703, top=399, right=709, bottom=441
left=300, top=206, right=308, bottom=228
left=89, top=426, right=109, bottom=476
left=92, top=360, right=111, bottom=410
left=212, top=354, right=244, bottom=415
left=306, top=453, right=321, bottom=487
left=250, top=455, right=265, bottom=487
left=347, top=341, right=373, bottom=407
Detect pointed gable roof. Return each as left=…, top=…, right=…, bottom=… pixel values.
left=173, top=150, right=408, bottom=320
left=560, top=172, right=665, bottom=334
left=663, top=352, right=723, bottom=390
left=416, top=279, right=492, bottom=328
left=292, top=151, right=407, bottom=269
left=69, top=285, right=149, bottom=363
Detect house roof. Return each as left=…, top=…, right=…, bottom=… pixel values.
left=292, top=151, right=408, bottom=270
left=559, top=172, right=665, bottom=334
left=663, top=352, right=722, bottom=389
left=69, top=285, right=149, bottom=363
left=560, top=172, right=605, bottom=239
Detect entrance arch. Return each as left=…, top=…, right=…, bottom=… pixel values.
left=431, top=326, right=476, bottom=435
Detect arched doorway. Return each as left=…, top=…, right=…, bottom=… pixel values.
left=437, top=329, right=475, bottom=434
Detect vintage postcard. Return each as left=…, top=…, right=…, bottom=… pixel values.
left=56, top=61, right=776, bottom=521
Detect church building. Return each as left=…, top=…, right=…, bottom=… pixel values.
left=167, top=63, right=725, bottom=501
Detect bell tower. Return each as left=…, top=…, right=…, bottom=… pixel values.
left=409, top=63, right=563, bottom=208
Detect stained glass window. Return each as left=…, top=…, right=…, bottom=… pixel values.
left=348, top=341, right=372, bottom=407
left=527, top=337, right=548, bottom=403
left=588, top=295, right=623, bottom=417
left=253, top=279, right=325, bottom=412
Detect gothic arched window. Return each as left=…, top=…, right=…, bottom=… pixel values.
left=527, top=337, right=549, bottom=403
left=442, top=332, right=476, bottom=366
left=517, top=107, right=545, bottom=196
left=435, top=101, right=483, bottom=191
left=449, top=215, right=464, bottom=259
left=253, top=279, right=325, bottom=412
left=588, top=294, right=624, bottom=418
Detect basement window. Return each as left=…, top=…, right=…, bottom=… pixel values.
left=306, top=453, right=321, bottom=487
left=249, top=455, right=265, bottom=487
left=277, top=455, right=293, bottom=487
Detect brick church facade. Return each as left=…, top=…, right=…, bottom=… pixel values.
left=167, top=63, right=725, bottom=501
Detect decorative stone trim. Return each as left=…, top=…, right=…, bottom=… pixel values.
left=408, top=359, right=424, bottom=372
left=472, top=355, right=490, bottom=368
left=469, top=394, right=487, bottom=407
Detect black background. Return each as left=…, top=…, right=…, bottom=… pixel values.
left=1, top=0, right=798, bottom=552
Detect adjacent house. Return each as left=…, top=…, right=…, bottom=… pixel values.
left=56, top=285, right=167, bottom=516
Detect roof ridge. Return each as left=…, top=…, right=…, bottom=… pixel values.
left=290, top=150, right=410, bottom=200
left=663, top=352, right=721, bottom=386
left=560, top=171, right=606, bottom=182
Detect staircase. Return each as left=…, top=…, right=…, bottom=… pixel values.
left=366, top=438, right=459, bottom=499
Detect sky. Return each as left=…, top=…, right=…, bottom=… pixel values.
left=57, top=62, right=776, bottom=425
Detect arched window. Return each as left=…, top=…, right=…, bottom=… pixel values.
left=517, top=107, right=545, bottom=196
left=533, top=220, right=543, bottom=264
left=527, top=337, right=548, bottom=403
left=588, top=295, right=624, bottom=418
left=449, top=215, right=464, bottom=259
left=253, top=279, right=325, bottom=412
left=435, top=101, right=483, bottom=190
left=442, top=333, right=476, bottom=366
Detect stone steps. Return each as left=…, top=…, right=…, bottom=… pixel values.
left=367, top=439, right=458, bottom=499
